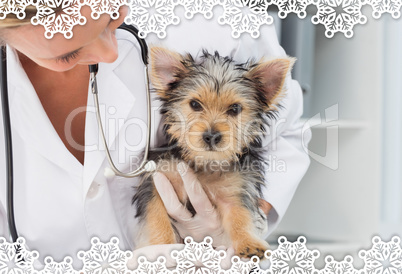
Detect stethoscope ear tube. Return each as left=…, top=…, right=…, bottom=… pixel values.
left=0, top=46, right=18, bottom=242
left=117, top=24, right=148, bottom=65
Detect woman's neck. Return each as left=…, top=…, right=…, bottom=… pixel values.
left=19, top=51, right=90, bottom=165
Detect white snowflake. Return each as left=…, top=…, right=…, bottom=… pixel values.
left=359, top=236, right=402, bottom=274
left=125, top=0, right=180, bottom=39
left=170, top=237, right=226, bottom=274
left=30, top=0, right=86, bottom=39
left=366, top=0, right=401, bottom=18
left=267, top=236, right=320, bottom=274
left=133, top=256, right=170, bottom=274
left=0, top=0, right=33, bottom=20
left=179, top=0, right=219, bottom=19
left=86, top=0, right=127, bottom=20
left=311, top=0, right=367, bottom=38
left=42, top=256, right=75, bottom=274
left=273, top=0, right=311, bottom=19
left=226, top=256, right=261, bottom=274
left=77, top=237, right=132, bottom=274
left=217, top=0, right=273, bottom=38
left=0, top=237, right=39, bottom=274
left=319, top=255, right=357, bottom=274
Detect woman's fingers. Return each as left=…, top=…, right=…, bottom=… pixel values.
left=177, top=162, right=215, bottom=217
left=153, top=172, right=192, bottom=221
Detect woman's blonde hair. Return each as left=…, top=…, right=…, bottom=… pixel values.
left=0, top=5, right=37, bottom=28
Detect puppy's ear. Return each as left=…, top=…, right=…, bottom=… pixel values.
left=247, top=57, right=295, bottom=109
left=150, top=46, right=188, bottom=93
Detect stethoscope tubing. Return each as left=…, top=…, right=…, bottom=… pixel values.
left=1, top=45, right=18, bottom=242
left=89, top=64, right=155, bottom=177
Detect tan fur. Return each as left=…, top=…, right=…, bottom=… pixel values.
left=247, top=57, right=296, bottom=111
left=145, top=188, right=177, bottom=245
left=220, top=204, right=268, bottom=258
left=150, top=47, right=189, bottom=92
left=155, top=160, right=243, bottom=204
left=165, top=84, right=263, bottom=165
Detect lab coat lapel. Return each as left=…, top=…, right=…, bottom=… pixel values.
left=7, top=46, right=84, bottom=177
left=82, top=61, right=136, bottom=199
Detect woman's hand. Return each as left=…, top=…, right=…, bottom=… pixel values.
left=153, top=162, right=225, bottom=246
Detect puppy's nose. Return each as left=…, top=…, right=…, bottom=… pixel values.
left=203, top=131, right=222, bottom=146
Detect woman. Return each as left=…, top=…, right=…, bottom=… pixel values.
left=0, top=3, right=310, bottom=268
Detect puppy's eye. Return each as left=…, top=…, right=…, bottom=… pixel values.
left=227, top=104, right=242, bottom=116
left=190, top=100, right=203, bottom=111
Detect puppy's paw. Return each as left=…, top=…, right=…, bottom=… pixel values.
left=234, top=238, right=269, bottom=259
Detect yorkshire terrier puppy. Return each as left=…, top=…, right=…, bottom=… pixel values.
left=132, top=47, right=294, bottom=259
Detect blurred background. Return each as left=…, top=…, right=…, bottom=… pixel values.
left=267, top=7, right=402, bottom=267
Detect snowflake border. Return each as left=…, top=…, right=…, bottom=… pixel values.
left=0, top=236, right=401, bottom=273
left=1, top=0, right=401, bottom=38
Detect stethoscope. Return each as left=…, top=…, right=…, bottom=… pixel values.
left=1, top=24, right=156, bottom=243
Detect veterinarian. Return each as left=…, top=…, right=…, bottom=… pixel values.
left=0, top=4, right=311, bottom=268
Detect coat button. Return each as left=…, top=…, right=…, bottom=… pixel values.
left=104, top=167, right=116, bottom=180
left=87, top=182, right=101, bottom=199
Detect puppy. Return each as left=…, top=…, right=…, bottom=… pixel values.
left=132, top=47, right=294, bottom=259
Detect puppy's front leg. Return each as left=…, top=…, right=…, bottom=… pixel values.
left=221, top=203, right=269, bottom=259
left=145, top=188, right=177, bottom=245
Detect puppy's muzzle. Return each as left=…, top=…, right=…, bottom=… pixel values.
left=202, top=130, right=222, bottom=147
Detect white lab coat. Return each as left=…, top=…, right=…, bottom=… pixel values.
left=0, top=16, right=311, bottom=266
